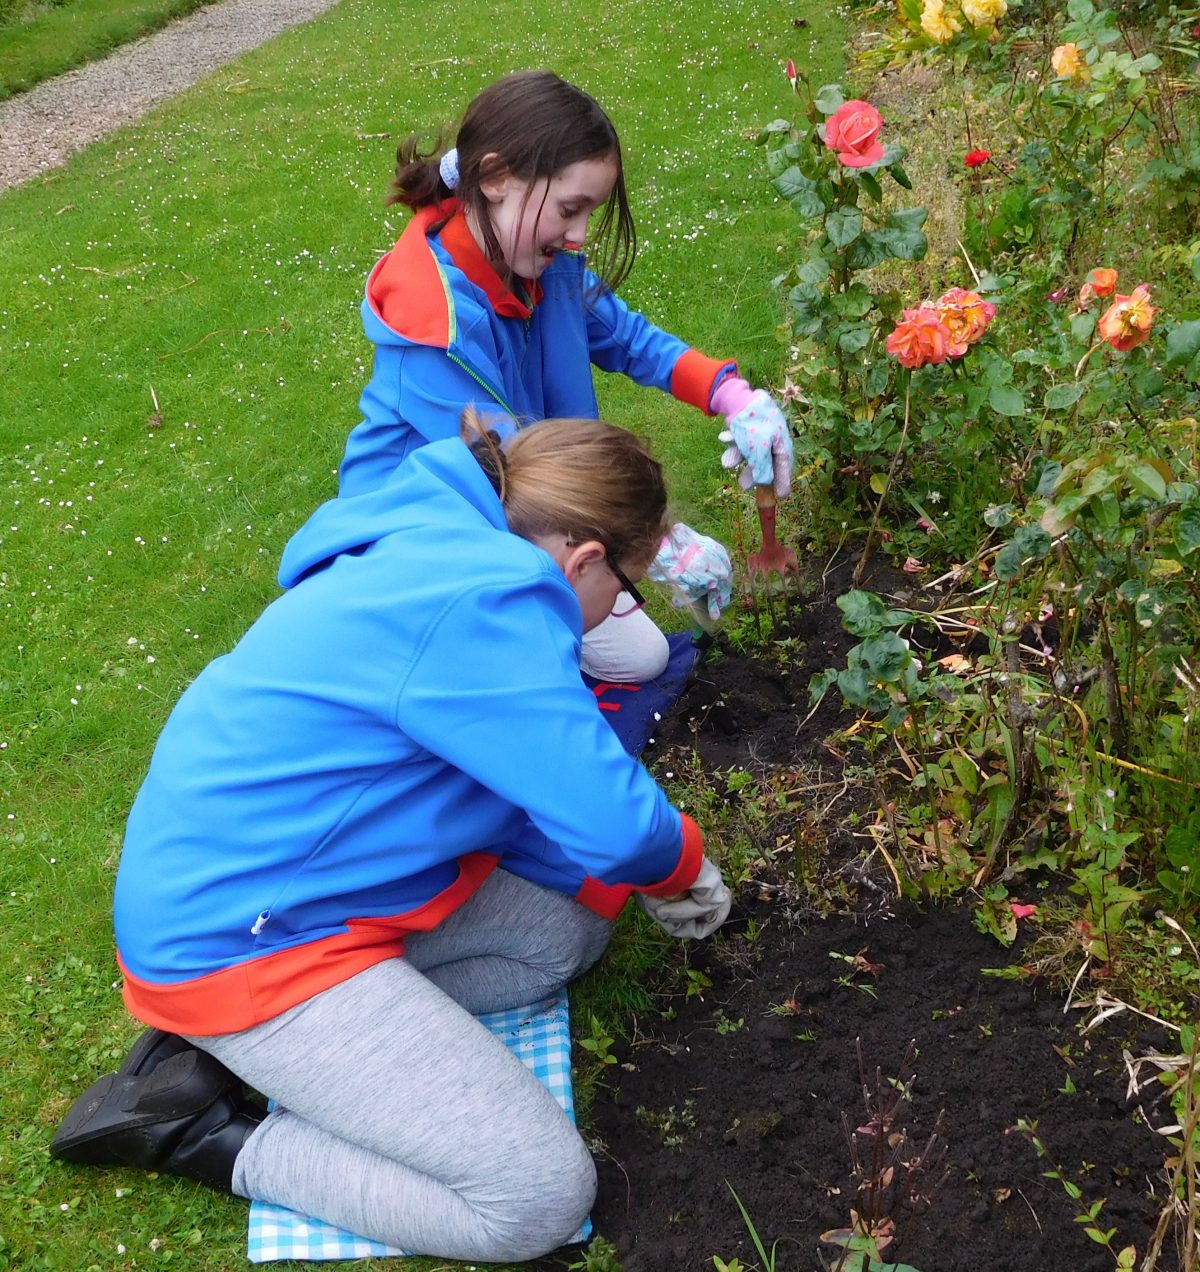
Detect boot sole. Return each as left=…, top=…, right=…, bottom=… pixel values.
left=50, top=1051, right=231, bottom=1165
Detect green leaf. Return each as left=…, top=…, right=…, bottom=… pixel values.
left=860, top=631, right=911, bottom=680
left=1176, top=503, right=1200, bottom=557
left=1035, top=460, right=1063, bottom=497
left=1070, top=312, right=1097, bottom=343
left=757, top=119, right=793, bottom=140
left=984, top=502, right=1015, bottom=528
left=814, top=83, right=845, bottom=115
left=845, top=232, right=889, bottom=271
left=988, top=385, right=1026, bottom=417
left=1127, top=462, right=1167, bottom=501
left=995, top=526, right=1053, bottom=580
left=837, top=589, right=910, bottom=635
left=838, top=324, right=872, bottom=353
left=1043, top=382, right=1084, bottom=410
left=827, top=206, right=864, bottom=248
left=833, top=281, right=874, bottom=318
left=859, top=171, right=884, bottom=203
left=889, top=162, right=913, bottom=190
left=874, top=206, right=929, bottom=261
left=773, top=165, right=827, bottom=218
left=1165, top=320, right=1200, bottom=368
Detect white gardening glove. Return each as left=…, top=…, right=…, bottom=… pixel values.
left=637, top=857, right=732, bottom=939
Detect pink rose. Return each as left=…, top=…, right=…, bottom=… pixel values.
left=824, top=100, right=886, bottom=168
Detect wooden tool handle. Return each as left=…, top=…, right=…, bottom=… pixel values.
left=754, top=484, right=777, bottom=511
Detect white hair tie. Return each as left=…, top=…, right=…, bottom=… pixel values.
left=438, top=148, right=460, bottom=191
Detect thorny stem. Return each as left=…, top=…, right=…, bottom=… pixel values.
left=854, top=374, right=912, bottom=588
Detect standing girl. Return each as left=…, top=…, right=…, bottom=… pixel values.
left=336, top=69, right=794, bottom=681
left=51, top=414, right=731, bottom=1263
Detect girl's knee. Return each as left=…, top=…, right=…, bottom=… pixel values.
left=483, top=1139, right=596, bottom=1260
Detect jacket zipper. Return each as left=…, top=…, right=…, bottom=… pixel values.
left=447, top=351, right=517, bottom=421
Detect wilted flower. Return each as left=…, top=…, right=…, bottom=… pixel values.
left=886, top=306, right=952, bottom=368
left=934, top=287, right=997, bottom=356
left=962, top=0, right=1007, bottom=26
left=1097, top=283, right=1157, bottom=351
left=1010, top=902, right=1037, bottom=919
left=824, top=100, right=886, bottom=168
left=1046, top=285, right=1070, bottom=303
left=964, top=148, right=991, bottom=168
left=921, top=0, right=961, bottom=43
left=786, top=58, right=798, bottom=89
left=1051, top=43, right=1090, bottom=82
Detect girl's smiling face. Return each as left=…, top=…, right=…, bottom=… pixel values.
left=477, top=155, right=619, bottom=280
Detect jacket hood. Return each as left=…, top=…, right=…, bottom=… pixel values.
left=279, top=438, right=508, bottom=588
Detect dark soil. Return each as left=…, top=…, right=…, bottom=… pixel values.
left=561, top=566, right=1180, bottom=1272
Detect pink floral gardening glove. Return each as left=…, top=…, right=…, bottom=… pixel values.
left=647, top=523, right=733, bottom=621
left=711, top=378, right=795, bottom=498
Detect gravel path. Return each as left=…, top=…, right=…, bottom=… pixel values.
left=0, top=0, right=342, bottom=193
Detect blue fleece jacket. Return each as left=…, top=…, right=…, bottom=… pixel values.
left=114, top=439, right=703, bottom=1036
left=337, top=202, right=734, bottom=497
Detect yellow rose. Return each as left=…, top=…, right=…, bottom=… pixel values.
left=1051, top=43, right=1090, bottom=82
left=962, top=0, right=1006, bottom=25
left=921, top=0, right=962, bottom=43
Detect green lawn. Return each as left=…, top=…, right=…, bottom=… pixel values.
left=0, top=0, right=225, bottom=99
left=0, top=0, right=844, bottom=1265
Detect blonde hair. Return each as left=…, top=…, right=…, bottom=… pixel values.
left=462, top=410, right=668, bottom=568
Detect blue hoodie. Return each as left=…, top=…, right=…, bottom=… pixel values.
left=114, top=439, right=703, bottom=1036
left=337, top=201, right=735, bottom=497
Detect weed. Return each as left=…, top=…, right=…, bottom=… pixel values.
left=567, top=1234, right=624, bottom=1272
left=819, top=1040, right=947, bottom=1272
left=634, top=1099, right=698, bottom=1149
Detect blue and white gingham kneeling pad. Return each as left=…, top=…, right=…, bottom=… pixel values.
left=247, top=990, right=590, bottom=1262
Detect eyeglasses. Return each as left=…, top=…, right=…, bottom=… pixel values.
left=564, top=538, right=646, bottom=614
left=606, top=554, right=646, bottom=615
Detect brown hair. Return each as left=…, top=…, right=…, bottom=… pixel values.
left=462, top=410, right=668, bottom=570
left=388, top=70, right=637, bottom=291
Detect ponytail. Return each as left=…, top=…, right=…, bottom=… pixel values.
left=387, top=133, right=453, bottom=210
left=461, top=410, right=668, bottom=569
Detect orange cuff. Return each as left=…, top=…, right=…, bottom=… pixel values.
left=638, top=814, right=705, bottom=897
left=670, top=351, right=737, bottom=414
left=575, top=877, right=634, bottom=920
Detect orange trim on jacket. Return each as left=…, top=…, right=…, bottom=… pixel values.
left=639, top=814, right=705, bottom=897
left=120, top=852, right=500, bottom=1036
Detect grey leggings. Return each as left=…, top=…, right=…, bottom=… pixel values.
left=188, top=869, right=612, bottom=1263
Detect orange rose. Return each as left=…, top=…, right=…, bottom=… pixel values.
left=934, top=287, right=996, bottom=357
left=1051, top=43, right=1090, bottom=82
left=886, top=307, right=952, bottom=369
left=1097, top=283, right=1157, bottom=352
left=1076, top=267, right=1119, bottom=310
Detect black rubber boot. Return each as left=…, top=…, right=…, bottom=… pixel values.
left=118, top=1028, right=199, bottom=1078
left=118, top=1028, right=264, bottom=1113
left=50, top=1050, right=264, bottom=1193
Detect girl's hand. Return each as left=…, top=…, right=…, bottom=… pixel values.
left=646, top=523, right=733, bottom=621
left=637, top=858, right=731, bottom=939
left=711, top=380, right=794, bottom=498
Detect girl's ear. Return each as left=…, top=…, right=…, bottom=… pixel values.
left=478, top=152, right=510, bottom=204
left=561, top=539, right=606, bottom=586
